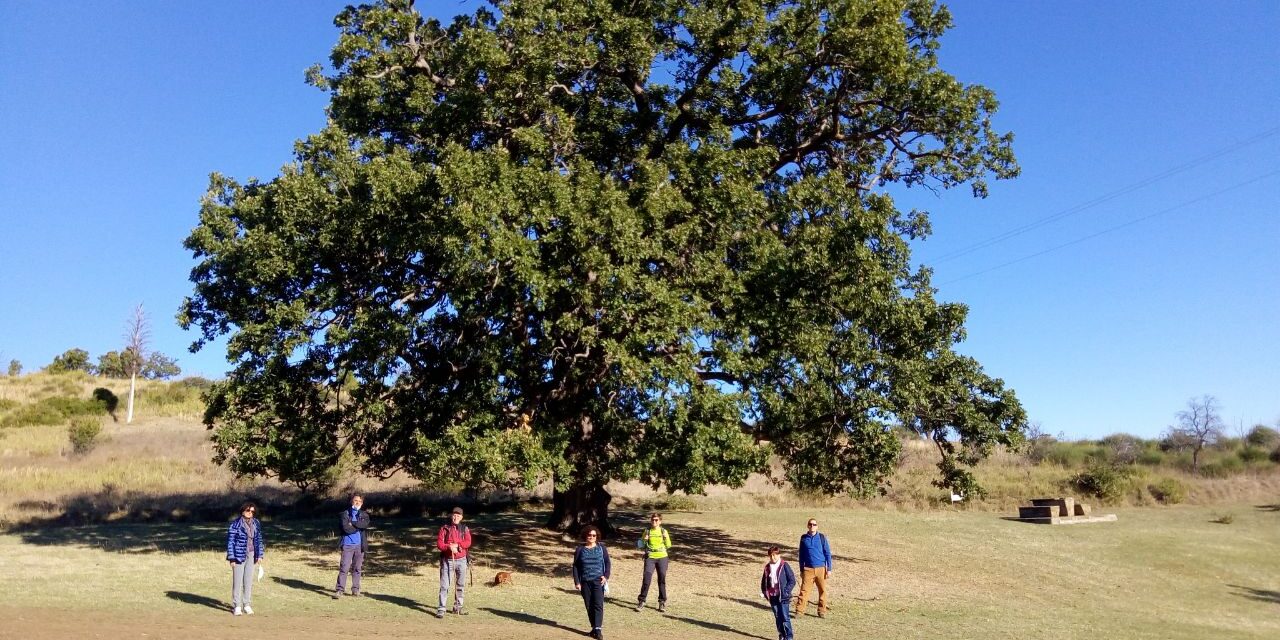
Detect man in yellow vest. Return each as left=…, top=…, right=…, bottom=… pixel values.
left=634, top=512, right=672, bottom=612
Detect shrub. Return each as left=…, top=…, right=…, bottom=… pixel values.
left=1245, top=425, right=1280, bottom=449
left=1147, top=477, right=1186, bottom=505
left=1071, top=464, right=1136, bottom=502
left=1041, top=442, right=1100, bottom=468
left=1136, top=449, right=1165, bottom=466
left=1237, top=446, right=1270, bottom=464
left=0, top=402, right=65, bottom=428
left=68, top=416, right=102, bottom=455
left=1271, top=445, right=1280, bottom=464
left=1100, top=433, right=1143, bottom=465
left=1200, top=456, right=1245, bottom=478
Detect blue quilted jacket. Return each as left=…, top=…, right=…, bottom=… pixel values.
left=226, top=517, right=265, bottom=563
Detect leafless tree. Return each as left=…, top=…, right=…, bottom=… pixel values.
left=123, top=304, right=150, bottom=424
left=1166, top=395, right=1225, bottom=473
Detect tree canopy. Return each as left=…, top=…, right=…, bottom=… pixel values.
left=181, top=0, right=1026, bottom=530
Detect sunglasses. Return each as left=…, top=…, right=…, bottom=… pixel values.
left=586, top=533, right=598, bottom=538
left=807, top=522, right=817, bottom=527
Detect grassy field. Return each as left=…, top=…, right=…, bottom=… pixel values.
left=3, top=373, right=1279, bottom=638
left=2, top=503, right=1278, bottom=639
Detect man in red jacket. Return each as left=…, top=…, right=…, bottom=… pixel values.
left=436, top=506, right=472, bottom=618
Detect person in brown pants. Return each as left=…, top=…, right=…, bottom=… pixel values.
left=794, top=518, right=833, bottom=618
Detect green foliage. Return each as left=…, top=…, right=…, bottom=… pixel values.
left=0, top=394, right=106, bottom=428
left=180, top=0, right=1025, bottom=524
left=1271, top=445, right=1280, bottom=464
left=67, top=416, right=102, bottom=455
left=1099, top=433, right=1142, bottom=465
left=96, top=350, right=138, bottom=379
left=1147, top=477, right=1186, bottom=505
left=1039, top=441, right=1100, bottom=467
left=6, top=359, right=20, bottom=377
left=97, top=349, right=182, bottom=380
left=1237, top=445, right=1271, bottom=465
left=1135, top=448, right=1165, bottom=466
left=46, top=349, right=92, bottom=374
left=1245, top=425, right=1280, bottom=449
left=1070, top=464, right=1137, bottom=503
left=1200, top=456, right=1245, bottom=478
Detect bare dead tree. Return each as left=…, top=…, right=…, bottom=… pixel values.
left=124, top=304, right=150, bottom=424
left=1167, top=395, right=1225, bottom=473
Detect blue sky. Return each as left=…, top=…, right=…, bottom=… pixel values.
left=1, top=1, right=1276, bottom=440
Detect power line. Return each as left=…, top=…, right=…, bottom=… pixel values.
left=939, top=168, right=1280, bottom=285
left=933, top=125, right=1280, bottom=263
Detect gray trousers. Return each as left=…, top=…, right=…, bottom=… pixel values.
left=231, top=559, right=255, bottom=609
left=438, top=557, right=467, bottom=612
left=336, top=544, right=364, bottom=594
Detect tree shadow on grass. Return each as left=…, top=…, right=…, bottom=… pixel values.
left=165, top=590, right=229, bottom=611
left=479, top=607, right=585, bottom=634
left=12, top=499, right=794, bottom=584
left=1228, top=584, right=1280, bottom=605
left=664, top=613, right=772, bottom=640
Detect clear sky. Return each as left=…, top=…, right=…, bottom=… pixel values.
left=1, top=1, right=1276, bottom=440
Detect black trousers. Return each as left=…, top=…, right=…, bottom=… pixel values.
left=581, top=580, right=605, bottom=630
left=638, top=557, right=668, bottom=603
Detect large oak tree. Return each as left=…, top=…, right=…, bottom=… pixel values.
left=181, top=0, right=1026, bottom=531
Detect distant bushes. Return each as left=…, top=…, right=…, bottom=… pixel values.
left=1022, top=427, right=1280, bottom=482
left=0, top=395, right=106, bottom=428
left=1147, top=477, right=1187, bottom=504
left=1071, top=464, right=1137, bottom=503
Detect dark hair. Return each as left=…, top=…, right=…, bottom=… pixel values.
left=351, top=493, right=364, bottom=501
left=239, top=502, right=257, bottom=515
left=581, top=525, right=601, bottom=542
left=767, top=545, right=780, bottom=556
left=649, top=512, right=662, bottom=520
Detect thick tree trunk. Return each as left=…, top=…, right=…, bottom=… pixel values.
left=548, top=481, right=614, bottom=537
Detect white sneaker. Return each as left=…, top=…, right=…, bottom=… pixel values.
left=233, top=607, right=243, bottom=616
left=243, top=605, right=254, bottom=615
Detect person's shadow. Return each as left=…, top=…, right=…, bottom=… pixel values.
left=165, top=590, right=229, bottom=611
left=270, top=576, right=330, bottom=596
left=479, top=607, right=586, bottom=634
left=363, top=592, right=433, bottom=613
left=664, top=613, right=773, bottom=640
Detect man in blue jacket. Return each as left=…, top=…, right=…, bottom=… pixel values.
left=334, top=493, right=371, bottom=598
left=794, top=517, right=833, bottom=618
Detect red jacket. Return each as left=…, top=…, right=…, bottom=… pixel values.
left=437, top=524, right=472, bottom=560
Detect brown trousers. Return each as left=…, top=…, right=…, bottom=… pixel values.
left=794, top=567, right=828, bottom=614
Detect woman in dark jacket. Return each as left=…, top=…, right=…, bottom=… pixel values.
left=760, top=546, right=796, bottom=640
left=226, top=501, right=265, bottom=616
left=571, top=525, right=611, bottom=640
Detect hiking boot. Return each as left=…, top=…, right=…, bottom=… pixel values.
left=243, top=605, right=254, bottom=615
left=634, top=600, right=644, bottom=612
left=657, top=601, right=666, bottom=613
left=435, top=610, right=445, bottom=619
left=233, top=607, right=242, bottom=616
left=332, top=591, right=342, bottom=600
left=452, top=607, right=468, bottom=615
left=350, top=591, right=361, bottom=598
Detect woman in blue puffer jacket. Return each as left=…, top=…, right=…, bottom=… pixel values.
left=226, top=501, right=265, bottom=616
